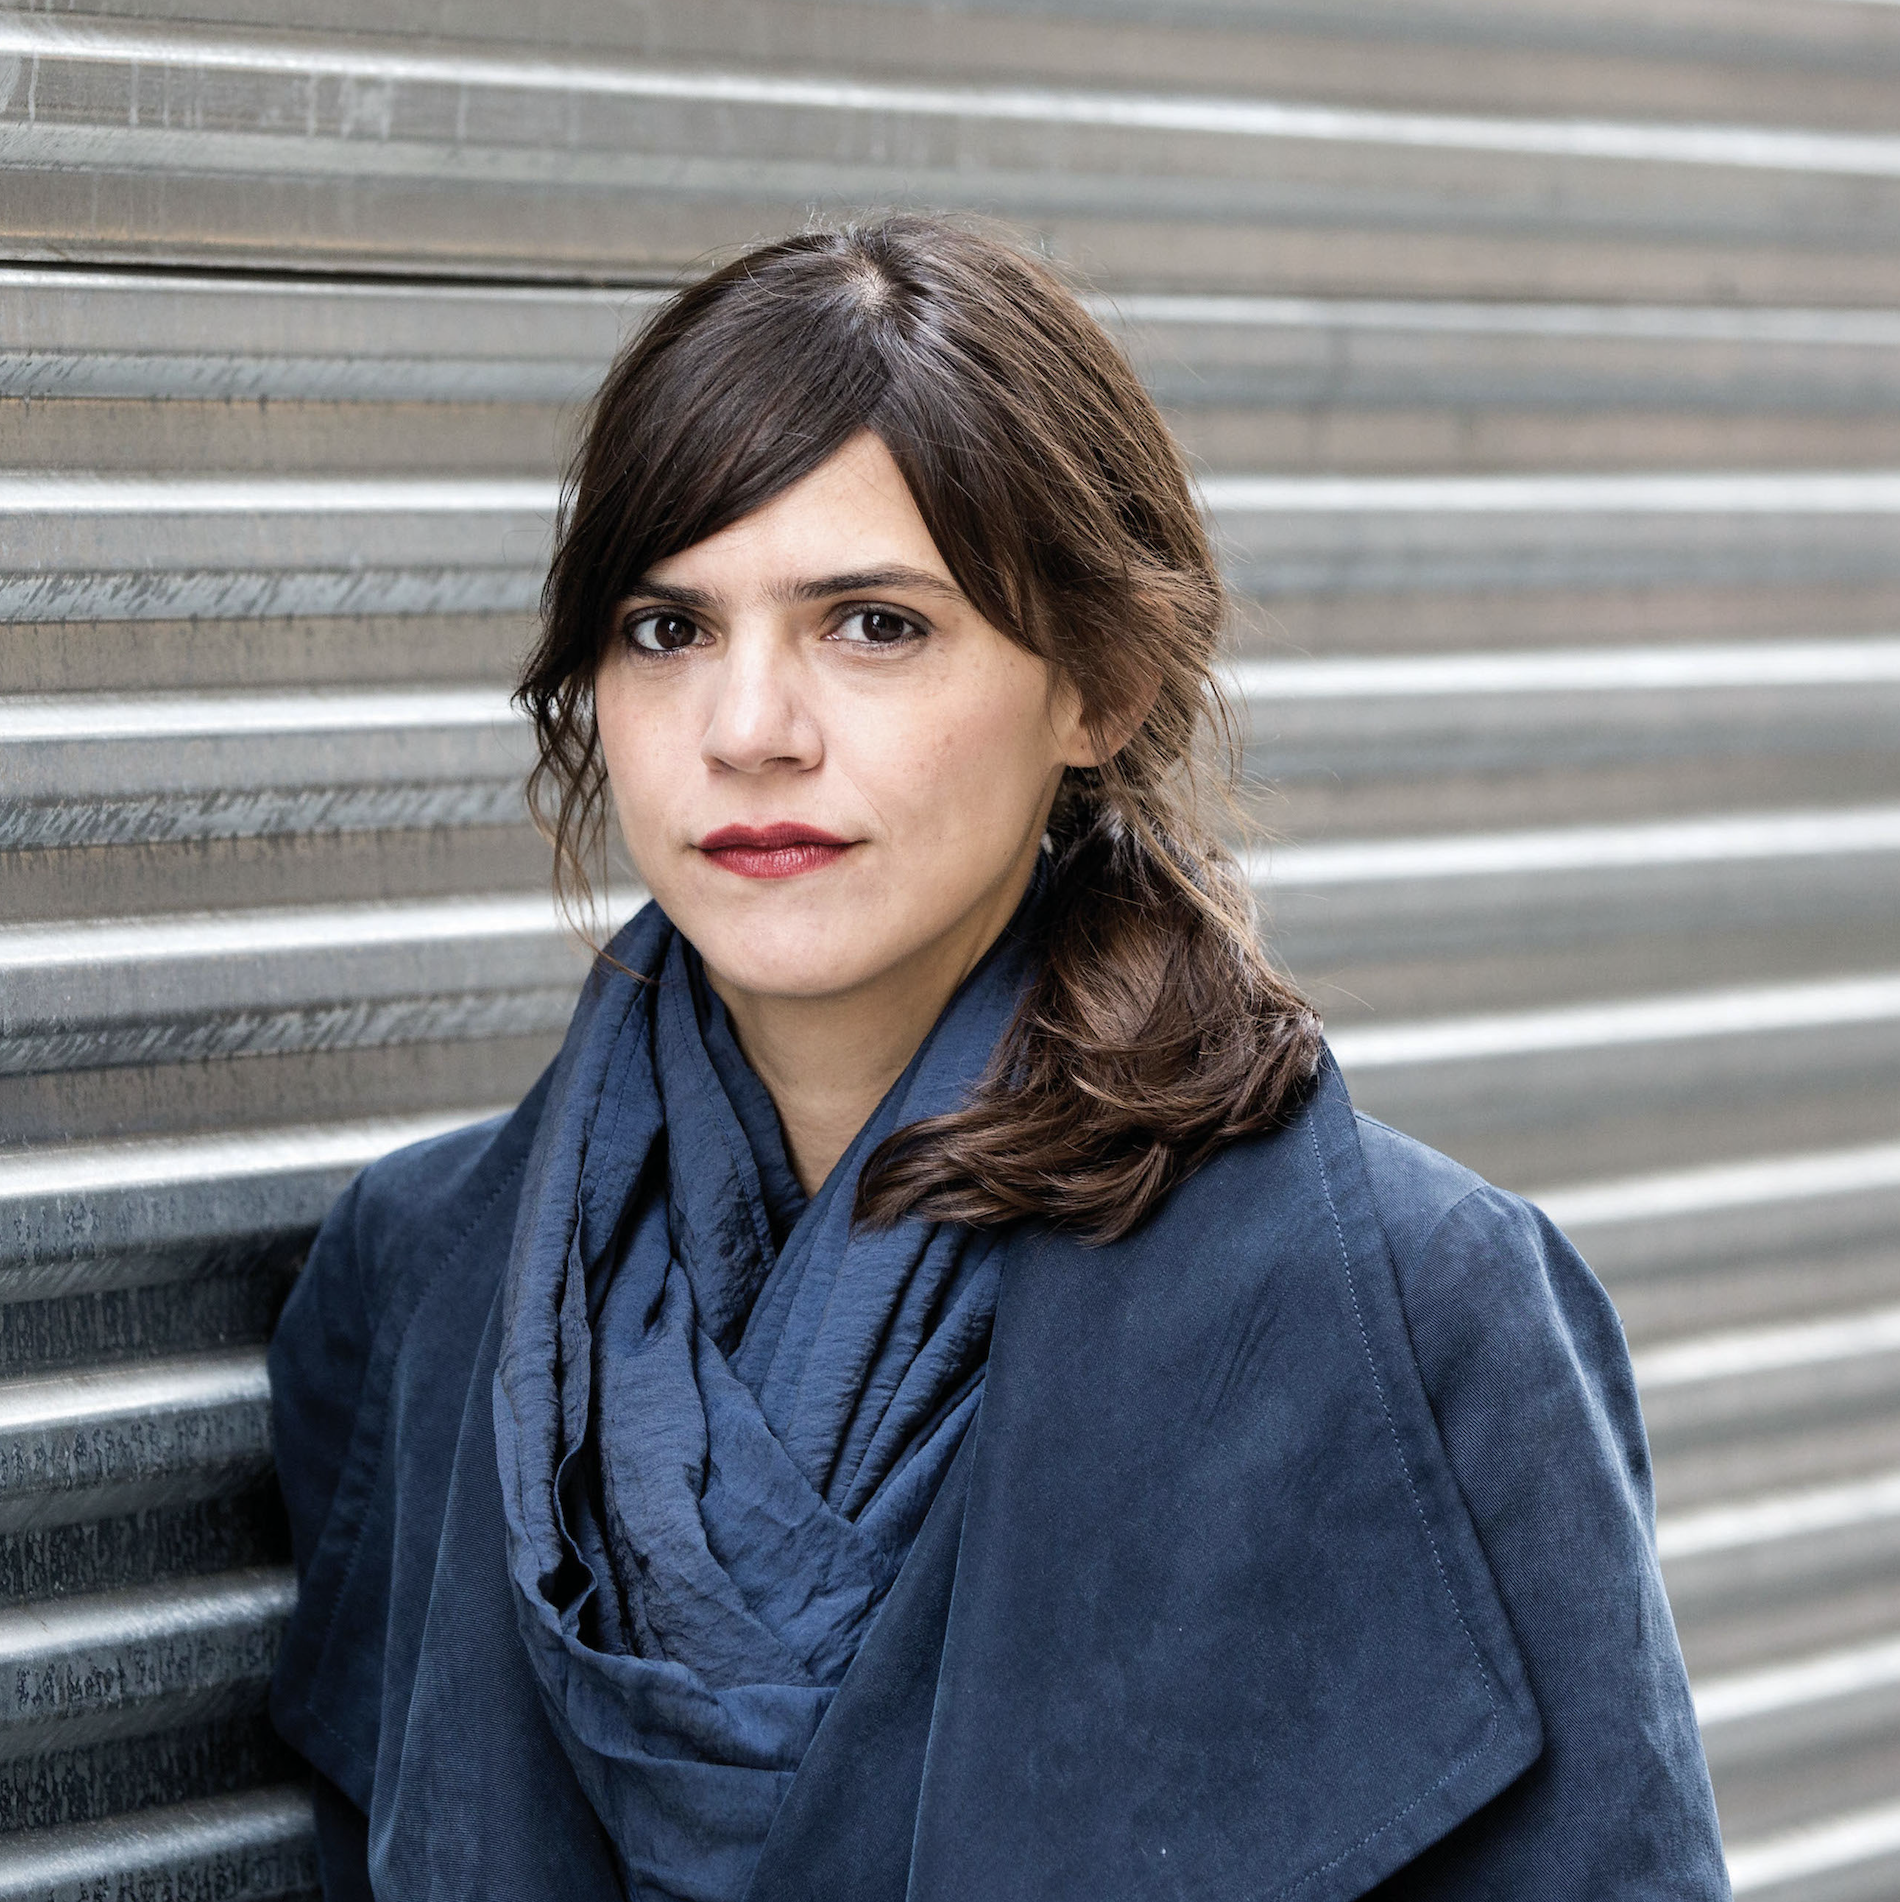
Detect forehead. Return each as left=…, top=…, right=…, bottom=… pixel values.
left=641, top=433, right=950, bottom=590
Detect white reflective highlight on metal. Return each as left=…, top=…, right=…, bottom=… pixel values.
left=0, top=1570, right=295, bottom=1665
left=1227, top=640, right=1900, bottom=701
left=1635, top=1307, right=1900, bottom=1391
left=0, top=1109, right=509, bottom=1203
left=5, top=15, right=1900, bottom=178
left=1202, top=473, right=1900, bottom=513
left=1694, top=1634, right=1900, bottom=1729
left=1251, top=808, right=1900, bottom=888
left=1534, top=1140, right=1900, bottom=1230
left=0, top=264, right=633, bottom=309
left=0, top=1788, right=315, bottom=1898
left=2, top=687, right=518, bottom=743
left=1656, top=1471, right=1900, bottom=1560
left=1328, top=975, right=1900, bottom=1070
left=0, top=474, right=556, bottom=515
left=1726, top=1800, right=1900, bottom=1895
left=0, top=1352, right=268, bottom=1437
left=1097, top=296, right=1900, bottom=346
left=0, top=270, right=647, bottom=402
left=0, top=895, right=567, bottom=973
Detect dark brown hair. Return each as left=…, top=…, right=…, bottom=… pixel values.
left=520, top=214, right=1321, bottom=1242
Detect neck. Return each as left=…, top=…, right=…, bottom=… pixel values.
left=706, top=852, right=1040, bottom=1195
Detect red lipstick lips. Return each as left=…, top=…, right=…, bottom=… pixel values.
left=697, top=822, right=855, bottom=880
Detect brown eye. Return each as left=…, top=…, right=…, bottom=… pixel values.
left=836, top=608, right=922, bottom=647
left=626, top=611, right=704, bottom=654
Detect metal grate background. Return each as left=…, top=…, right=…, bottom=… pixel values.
left=4, top=1, right=1900, bottom=1895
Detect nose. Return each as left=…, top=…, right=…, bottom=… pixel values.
left=698, top=630, right=822, bottom=776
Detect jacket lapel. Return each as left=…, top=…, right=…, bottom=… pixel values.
left=906, top=1059, right=1541, bottom=1901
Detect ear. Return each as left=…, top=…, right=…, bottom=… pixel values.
left=1049, top=664, right=1159, bottom=770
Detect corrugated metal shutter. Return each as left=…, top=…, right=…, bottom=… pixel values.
left=4, top=2, right=1900, bottom=1893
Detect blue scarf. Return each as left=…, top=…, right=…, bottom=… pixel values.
left=493, top=896, right=1039, bottom=1902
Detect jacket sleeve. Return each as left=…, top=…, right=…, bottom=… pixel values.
left=269, top=1175, right=380, bottom=1901
left=1377, top=1181, right=1730, bottom=1900
left=271, top=1174, right=377, bottom=1589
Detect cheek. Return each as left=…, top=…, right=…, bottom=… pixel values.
left=594, top=671, right=689, bottom=854
left=852, top=668, right=1060, bottom=851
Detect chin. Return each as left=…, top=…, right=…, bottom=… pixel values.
left=686, top=915, right=901, bottom=1003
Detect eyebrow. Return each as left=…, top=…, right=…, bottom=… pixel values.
left=783, top=566, right=966, bottom=606
left=620, top=565, right=967, bottom=611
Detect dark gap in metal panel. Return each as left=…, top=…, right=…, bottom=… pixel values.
left=0, top=257, right=688, bottom=296
left=0, top=1708, right=304, bottom=1835
left=0, top=1484, right=291, bottom=1606
left=0, top=1272, right=293, bottom=1377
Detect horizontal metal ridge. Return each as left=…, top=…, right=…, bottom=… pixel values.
left=3, top=686, right=513, bottom=743
left=4, top=15, right=1900, bottom=179
left=0, top=262, right=637, bottom=312
left=1220, top=504, right=1900, bottom=594
left=1725, top=1798, right=1900, bottom=1895
left=1254, top=807, right=1900, bottom=887
left=0, top=1350, right=272, bottom=1535
left=1328, top=972, right=1900, bottom=1069
left=1527, top=1139, right=1900, bottom=1284
left=0, top=894, right=604, bottom=1074
left=0, top=477, right=552, bottom=622
left=0, top=1108, right=511, bottom=1202
left=1534, top=1138, right=1900, bottom=1230
left=1231, top=638, right=1900, bottom=699
left=0, top=893, right=568, bottom=969
left=0, top=351, right=589, bottom=407
left=0, top=264, right=641, bottom=398
left=1656, top=1468, right=1900, bottom=1559
left=0, top=1784, right=315, bottom=1902
left=0, top=1790, right=312, bottom=1902
left=0, top=473, right=555, bottom=516
left=1206, top=646, right=1900, bottom=786
left=0, top=1569, right=294, bottom=1662
left=13, top=474, right=1900, bottom=527
left=1204, top=472, right=1900, bottom=511
left=0, top=1107, right=512, bottom=1272
left=0, top=1567, right=294, bottom=1754
left=0, top=350, right=594, bottom=407
left=1, top=686, right=531, bottom=849
left=0, top=1349, right=269, bottom=1436
left=0, top=569, right=542, bottom=625
left=1104, top=295, right=1900, bottom=346
left=1695, top=1632, right=1900, bottom=1729
left=1635, top=1306, right=1900, bottom=1391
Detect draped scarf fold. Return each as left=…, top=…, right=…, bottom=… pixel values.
left=493, top=895, right=1040, bottom=1902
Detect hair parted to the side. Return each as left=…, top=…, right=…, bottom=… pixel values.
left=519, top=213, right=1323, bottom=1243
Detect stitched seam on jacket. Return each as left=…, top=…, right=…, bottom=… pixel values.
left=1271, top=1119, right=1501, bottom=1901
left=295, top=1138, right=531, bottom=1777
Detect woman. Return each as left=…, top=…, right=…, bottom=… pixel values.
left=269, top=217, right=1728, bottom=1901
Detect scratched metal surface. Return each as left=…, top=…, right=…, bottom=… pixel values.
left=4, top=0, right=1900, bottom=1891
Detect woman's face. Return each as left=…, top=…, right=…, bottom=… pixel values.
left=593, top=431, right=1096, bottom=1007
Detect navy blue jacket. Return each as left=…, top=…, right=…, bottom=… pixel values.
left=269, top=1057, right=1729, bottom=1899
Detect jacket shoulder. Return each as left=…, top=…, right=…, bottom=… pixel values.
left=268, top=1081, right=547, bottom=1582
left=338, top=1104, right=538, bottom=1323
left=1350, top=1113, right=1488, bottom=1253
left=1350, top=1112, right=1635, bottom=1445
